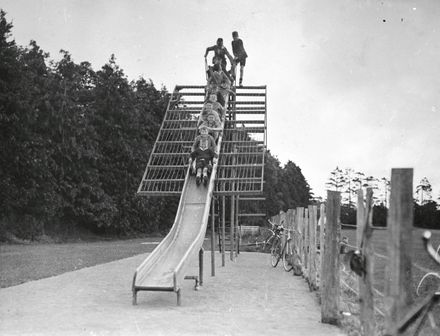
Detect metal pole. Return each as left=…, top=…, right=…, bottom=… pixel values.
left=230, top=195, right=235, bottom=261
left=236, top=195, right=240, bottom=255
left=199, top=248, right=204, bottom=286
left=222, top=196, right=226, bottom=266
left=211, top=198, right=216, bottom=276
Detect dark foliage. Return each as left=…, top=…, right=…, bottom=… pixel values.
left=340, top=205, right=356, bottom=225
left=414, top=201, right=440, bottom=229
left=0, top=11, right=176, bottom=239
left=239, top=151, right=312, bottom=225
left=341, top=202, right=440, bottom=229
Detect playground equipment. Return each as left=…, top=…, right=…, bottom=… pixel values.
left=133, top=82, right=267, bottom=305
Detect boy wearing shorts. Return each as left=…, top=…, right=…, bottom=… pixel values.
left=231, top=31, right=248, bottom=87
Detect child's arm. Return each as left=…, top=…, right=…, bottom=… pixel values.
left=204, top=46, right=214, bottom=58
left=208, top=136, right=217, bottom=152
left=206, top=126, right=223, bottom=132
left=224, top=47, right=234, bottom=65
left=191, top=137, right=200, bottom=152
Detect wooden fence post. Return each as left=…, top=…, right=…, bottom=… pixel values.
left=287, top=209, right=293, bottom=233
left=356, top=190, right=365, bottom=247
left=280, top=211, right=286, bottom=250
left=297, top=207, right=305, bottom=273
left=318, top=203, right=325, bottom=289
left=321, top=191, right=341, bottom=325
left=309, top=205, right=318, bottom=290
left=358, top=189, right=375, bottom=335
left=293, top=208, right=299, bottom=259
left=385, top=169, right=414, bottom=335
left=304, top=208, right=310, bottom=281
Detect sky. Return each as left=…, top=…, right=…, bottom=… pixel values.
left=2, top=0, right=440, bottom=199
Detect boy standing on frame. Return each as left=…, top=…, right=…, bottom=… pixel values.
left=231, top=31, right=248, bottom=87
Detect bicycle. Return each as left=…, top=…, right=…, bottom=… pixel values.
left=268, top=221, right=286, bottom=268
left=256, top=220, right=279, bottom=253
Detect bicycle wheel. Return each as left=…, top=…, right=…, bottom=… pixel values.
left=271, top=238, right=281, bottom=267
left=262, top=235, right=273, bottom=253
left=282, top=241, right=294, bottom=272
left=291, top=252, right=302, bottom=276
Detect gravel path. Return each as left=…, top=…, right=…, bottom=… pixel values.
left=0, top=251, right=345, bottom=336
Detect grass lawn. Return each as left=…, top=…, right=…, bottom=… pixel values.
left=0, top=237, right=163, bottom=288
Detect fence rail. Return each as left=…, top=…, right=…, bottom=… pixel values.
left=270, top=168, right=439, bottom=336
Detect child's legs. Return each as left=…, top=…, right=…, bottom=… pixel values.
left=196, top=158, right=207, bottom=174
left=216, top=92, right=224, bottom=106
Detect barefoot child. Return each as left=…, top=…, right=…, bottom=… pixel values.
left=231, top=31, right=248, bottom=87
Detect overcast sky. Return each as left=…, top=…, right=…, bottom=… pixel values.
left=3, top=0, right=440, bottom=199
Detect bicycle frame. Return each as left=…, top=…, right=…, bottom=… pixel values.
left=261, top=222, right=283, bottom=252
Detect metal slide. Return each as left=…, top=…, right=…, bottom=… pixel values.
left=132, top=100, right=227, bottom=306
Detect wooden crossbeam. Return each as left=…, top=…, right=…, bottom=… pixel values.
left=183, top=101, right=264, bottom=105
left=237, top=213, right=266, bottom=217
left=225, top=120, right=265, bottom=124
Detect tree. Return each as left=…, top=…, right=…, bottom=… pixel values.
left=0, top=11, right=174, bottom=239
left=326, top=166, right=345, bottom=191
left=279, top=160, right=312, bottom=210
left=416, top=177, right=432, bottom=205
left=414, top=201, right=439, bottom=229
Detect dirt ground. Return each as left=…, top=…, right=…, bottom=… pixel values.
left=0, top=251, right=345, bottom=336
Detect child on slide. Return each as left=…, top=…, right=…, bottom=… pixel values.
left=190, top=125, right=218, bottom=186
left=206, top=93, right=225, bottom=121
left=198, top=111, right=222, bottom=141
left=198, top=102, right=221, bottom=126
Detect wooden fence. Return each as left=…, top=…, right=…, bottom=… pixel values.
left=270, top=168, right=439, bottom=335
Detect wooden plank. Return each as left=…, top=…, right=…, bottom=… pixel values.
left=292, top=208, right=299, bottom=263
left=236, top=85, right=267, bottom=89
left=280, top=211, right=286, bottom=253
left=359, top=189, right=375, bottom=335
left=225, top=120, right=265, bottom=124
left=237, top=213, right=266, bottom=217
left=321, top=191, right=341, bottom=325
left=296, top=207, right=304, bottom=273
left=304, top=208, right=310, bottom=281
left=356, top=190, right=365, bottom=247
left=385, top=169, right=414, bottom=335
left=309, top=205, right=318, bottom=290
left=360, top=188, right=376, bottom=335
left=238, top=197, right=265, bottom=201
left=318, top=203, right=326, bottom=289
